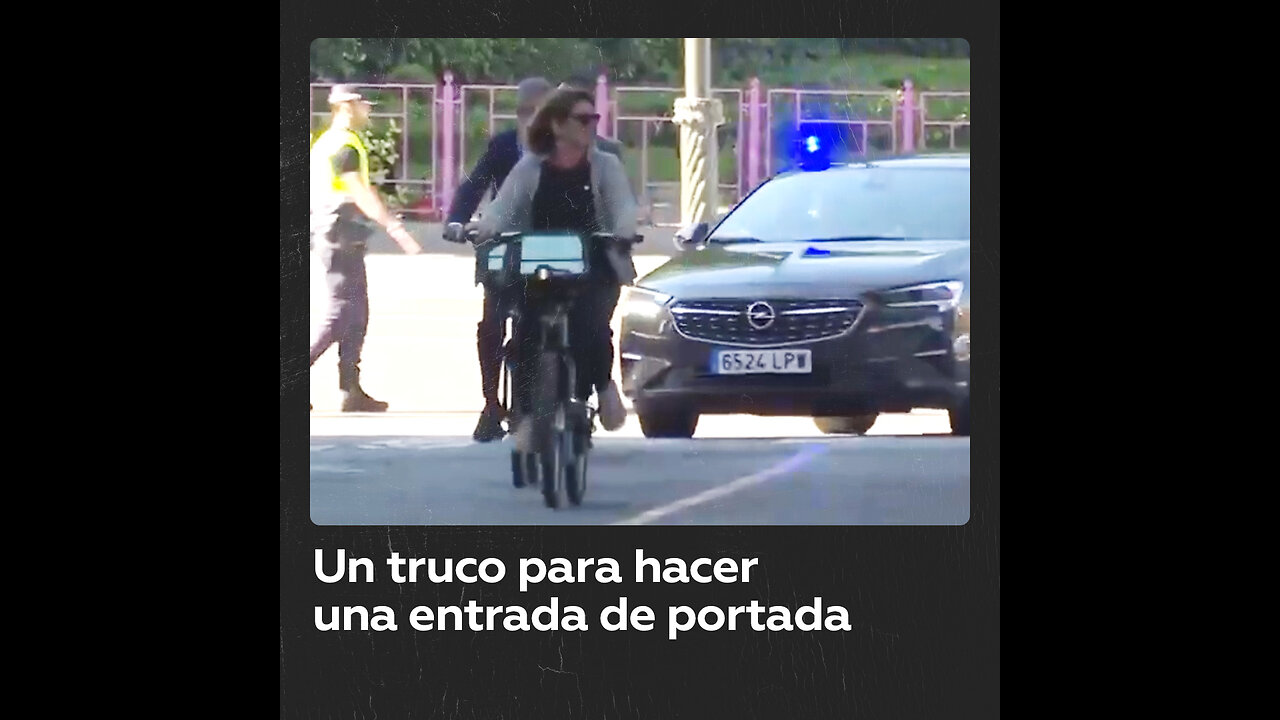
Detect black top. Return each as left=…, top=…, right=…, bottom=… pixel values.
left=531, top=159, right=598, bottom=235
left=532, top=159, right=617, bottom=281
left=447, top=129, right=522, bottom=224
left=332, top=145, right=361, bottom=175
left=319, top=143, right=370, bottom=230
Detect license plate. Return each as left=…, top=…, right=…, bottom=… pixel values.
left=712, top=349, right=812, bottom=375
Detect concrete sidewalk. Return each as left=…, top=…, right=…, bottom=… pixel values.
left=308, top=253, right=673, bottom=414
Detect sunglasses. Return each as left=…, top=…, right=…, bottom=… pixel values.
left=570, top=112, right=601, bottom=125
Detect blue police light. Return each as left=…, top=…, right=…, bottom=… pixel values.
left=793, top=122, right=834, bottom=171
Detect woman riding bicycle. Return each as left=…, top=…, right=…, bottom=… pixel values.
left=469, top=87, right=637, bottom=450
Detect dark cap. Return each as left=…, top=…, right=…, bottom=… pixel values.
left=560, top=72, right=599, bottom=92
left=328, top=84, right=377, bottom=105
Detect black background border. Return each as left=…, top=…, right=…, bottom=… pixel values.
left=281, top=4, right=1003, bottom=718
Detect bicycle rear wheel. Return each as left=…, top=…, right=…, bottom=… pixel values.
left=510, top=450, right=529, bottom=488
left=566, top=437, right=588, bottom=506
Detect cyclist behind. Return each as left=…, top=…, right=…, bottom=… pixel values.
left=447, top=77, right=555, bottom=442
left=469, top=87, right=637, bottom=451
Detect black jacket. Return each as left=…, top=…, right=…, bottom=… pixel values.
left=447, top=129, right=522, bottom=224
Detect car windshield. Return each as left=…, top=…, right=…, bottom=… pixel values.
left=709, top=166, right=970, bottom=243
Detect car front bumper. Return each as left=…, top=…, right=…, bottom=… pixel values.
left=620, top=303, right=970, bottom=416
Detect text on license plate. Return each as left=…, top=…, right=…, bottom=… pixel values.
left=712, top=349, right=812, bottom=375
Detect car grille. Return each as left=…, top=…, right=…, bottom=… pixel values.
left=670, top=298, right=864, bottom=347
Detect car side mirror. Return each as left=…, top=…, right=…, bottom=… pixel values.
left=674, top=222, right=709, bottom=251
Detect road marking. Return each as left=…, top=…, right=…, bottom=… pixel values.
left=354, top=440, right=477, bottom=451
left=309, top=465, right=366, bottom=475
left=411, top=440, right=477, bottom=451
left=611, top=443, right=831, bottom=525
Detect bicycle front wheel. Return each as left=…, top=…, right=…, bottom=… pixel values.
left=564, top=404, right=591, bottom=506
left=533, top=351, right=566, bottom=509
left=566, top=438, right=588, bottom=506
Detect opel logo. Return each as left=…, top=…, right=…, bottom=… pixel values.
left=746, top=301, right=776, bottom=330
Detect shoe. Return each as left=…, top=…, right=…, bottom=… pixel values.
left=512, top=417, right=534, bottom=454
left=341, top=386, right=389, bottom=412
left=597, top=381, right=626, bottom=431
left=473, top=402, right=507, bottom=442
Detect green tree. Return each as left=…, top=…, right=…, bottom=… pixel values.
left=310, top=37, right=969, bottom=85
left=310, top=38, right=365, bottom=80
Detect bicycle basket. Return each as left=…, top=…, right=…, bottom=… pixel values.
left=514, top=233, right=589, bottom=277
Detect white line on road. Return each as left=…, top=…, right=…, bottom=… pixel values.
left=611, top=443, right=832, bottom=526
left=309, top=465, right=367, bottom=475
left=354, top=440, right=477, bottom=451
left=409, top=440, right=478, bottom=451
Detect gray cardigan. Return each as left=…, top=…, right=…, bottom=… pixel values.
left=477, top=148, right=639, bottom=284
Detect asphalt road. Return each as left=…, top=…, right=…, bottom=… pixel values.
left=309, top=429, right=969, bottom=526
left=306, top=234, right=970, bottom=525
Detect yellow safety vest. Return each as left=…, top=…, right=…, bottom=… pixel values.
left=310, top=127, right=369, bottom=213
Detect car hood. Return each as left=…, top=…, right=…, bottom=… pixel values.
left=637, top=239, right=971, bottom=300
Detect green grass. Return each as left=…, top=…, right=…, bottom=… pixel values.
left=625, top=146, right=736, bottom=188
left=773, top=53, right=971, bottom=92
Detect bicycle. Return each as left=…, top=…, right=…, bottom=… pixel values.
left=446, top=222, right=641, bottom=509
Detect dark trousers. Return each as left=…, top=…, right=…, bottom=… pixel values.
left=309, top=243, right=369, bottom=390
left=511, top=278, right=621, bottom=415
left=477, top=283, right=505, bottom=404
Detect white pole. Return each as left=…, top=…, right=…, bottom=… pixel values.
left=673, top=38, right=723, bottom=227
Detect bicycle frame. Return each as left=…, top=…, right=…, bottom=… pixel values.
left=462, top=228, right=640, bottom=507
left=502, top=278, right=590, bottom=427
left=483, top=231, right=597, bottom=424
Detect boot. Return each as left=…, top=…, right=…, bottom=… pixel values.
left=473, top=400, right=507, bottom=442
left=339, top=368, right=388, bottom=413
left=341, top=385, right=389, bottom=412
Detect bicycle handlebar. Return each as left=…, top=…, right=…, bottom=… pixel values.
left=444, top=222, right=643, bottom=246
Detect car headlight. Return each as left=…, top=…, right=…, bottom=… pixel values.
left=623, top=286, right=674, bottom=319
left=879, top=281, right=964, bottom=311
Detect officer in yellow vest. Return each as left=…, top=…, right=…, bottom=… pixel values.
left=310, top=85, right=422, bottom=412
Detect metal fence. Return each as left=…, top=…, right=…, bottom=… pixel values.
left=918, top=90, right=971, bottom=150
left=609, top=85, right=743, bottom=226
left=309, top=76, right=970, bottom=225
